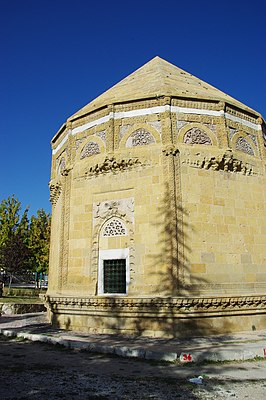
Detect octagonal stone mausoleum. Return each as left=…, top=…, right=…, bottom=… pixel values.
left=45, top=57, right=266, bottom=337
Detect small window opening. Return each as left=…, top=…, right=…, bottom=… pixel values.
left=103, top=259, right=126, bottom=294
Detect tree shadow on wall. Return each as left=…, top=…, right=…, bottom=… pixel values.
left=88, top=181, right=219, bottom=339
left=144, top=181, right=214, bottom=337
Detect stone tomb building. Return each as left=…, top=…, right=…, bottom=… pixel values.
left=46, top=57, right=266, bottom=337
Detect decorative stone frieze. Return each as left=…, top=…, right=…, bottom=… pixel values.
left=226, top=107, right=258, bottom=125
left=45, top=295, right=266, bottom=315
left=162, top=145, right=179, bottom=156
left=85, top=156, right=145, bottom=177
left=49, top=180, right=62, bottom=205
left=181, top=149, right=254, bottom=175
left=172, top=99, right=222, bottom=111
left=60, top=164, right=73, bottom=176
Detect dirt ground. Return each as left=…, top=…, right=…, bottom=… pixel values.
left=0, top=335, right=266, bottom=400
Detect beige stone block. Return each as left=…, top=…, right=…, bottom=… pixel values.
left=243, top=234, right=254, bottom=245
left=191, top=263, right=206, bottom=273
left=215, top=253, right=226, bottom=263
left=224, top=216, right=236, bottom=225
left=201, top=252, right=215, bottom=263
left=73, top=222, right=83, bottom=231
left=225, top=253, right=241, bottom=264
left=69, top=248, right=84, bottom=258
left=243, top=264, right=257, bottom=273
left=261, top=225, right=266, bottom=234
left=214, top=197, right=225, bottom=206
left=254, top=235, right=266, bottom=245
left=241, top=253, right=252, bottom=264
left=218, top=224, right=229, bottom=234
left=244, top=274, right=256, bottom=282
left=256, top=273, right=266, bottom=281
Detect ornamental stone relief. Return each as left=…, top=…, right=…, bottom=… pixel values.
left=149, top=121, right=161, bottom=134
left=102, top=218, right=127, bottom=237
left=59, top=157, right=66, bottom=174
left=181, top=149, right=254, bottom=175
left=49, top=181, right=62, bottom=205
left=85, top=156, right=145, bottom=178
left=247, top=134, right=257, bottom=147
left=75, top=138, right=86, bottom=150
left=235, top=137, right=255, bottom=155
left=80, top=141, right=100, bottom=159
left=45, top=295, right=266, bottom=314
left=96, top=130, right=106, bottom=143
left=263, top=126, right=266, bottom=145
left=183, top=128, right=212, bottom=145
left=176, top=121, right=187, bottom=130
left=126, top=128, right=155, bottom=148
left=229, top=128, right=237, bottom=140
left=93, top=198, right=134, bottom=227
left=119, top=124, right=132, bottom=140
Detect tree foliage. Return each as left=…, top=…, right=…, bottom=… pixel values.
left=0, top=196, right=51, bottom=282
left=28, top=209, right=51, bottom=274
left=0, top=196, right=30, bottom=279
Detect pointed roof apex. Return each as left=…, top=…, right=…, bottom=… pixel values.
left=71, top=56, right=259, bottom=120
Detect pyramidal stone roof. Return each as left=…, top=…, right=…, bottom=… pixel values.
left=70, top=56, right=259, bottom=120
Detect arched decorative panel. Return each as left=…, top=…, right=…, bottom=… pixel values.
left=235, top=137, right=255, bottom=156
left=80, top=141, right=100, bottom=159
left=101, top=218, right=127, bottom=237
left=183, top=127, right=212, bottom=145
left=126, top=128, right=156, bottom=148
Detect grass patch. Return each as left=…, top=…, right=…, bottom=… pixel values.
left=3, top=287, right=47, bottom=297
left=0, top=296, right=43, bottom=304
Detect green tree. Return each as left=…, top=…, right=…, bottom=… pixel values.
left=28, top=209, right=51, bottom=286
left=0, top=196, right=30, bottom=283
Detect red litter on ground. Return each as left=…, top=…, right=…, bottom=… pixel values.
left=263, top=348, right=266, bottom=356
left=180, top=353, right=193, bottom=362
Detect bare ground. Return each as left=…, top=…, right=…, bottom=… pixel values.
left=0, top=336, right=266, bottom=399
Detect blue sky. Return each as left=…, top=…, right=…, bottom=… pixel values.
left=1, top=0, right=265, bottom=216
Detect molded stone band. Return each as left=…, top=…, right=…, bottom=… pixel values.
left=52, top=106, right=262, bottom=155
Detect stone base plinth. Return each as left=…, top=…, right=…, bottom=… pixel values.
left=44, top=295, right=266, bottom=338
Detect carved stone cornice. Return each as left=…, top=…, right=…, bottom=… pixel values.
left=44, top=295, right=266, bottom=316
left=49, top=180, right=62, bottom=205
left=85, top=156, right=146, bottom=178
